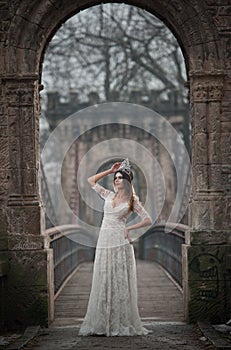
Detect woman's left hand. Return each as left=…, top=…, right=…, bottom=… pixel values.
left=124, top=228, right=133, bottom=244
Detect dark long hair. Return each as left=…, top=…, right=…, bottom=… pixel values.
left=114, top=170, right=134, bottom=212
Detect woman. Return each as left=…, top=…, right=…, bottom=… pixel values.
left=79, top=159, right=152, bottom=336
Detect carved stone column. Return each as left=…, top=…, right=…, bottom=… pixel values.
left=4, top=77, right=44, bottom=245
left=183, top=71, right=231, bottom=322
left=0, top=76, right=51, bottom=328
left=189, top=73, right=227, bottom=236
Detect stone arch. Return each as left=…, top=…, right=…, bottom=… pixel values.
left=6, top=0, right=222, bottom=77
left=1, top=0, right=230, bottom=328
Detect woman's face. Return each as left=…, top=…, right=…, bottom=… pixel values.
left=114, top=172, right=124, bottom=190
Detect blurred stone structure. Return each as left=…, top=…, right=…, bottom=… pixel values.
left=44, top=90, right=189, bottom=227
left=46, top=89, right=189, bottom=146
left=0, top=0, right=230, bottom=329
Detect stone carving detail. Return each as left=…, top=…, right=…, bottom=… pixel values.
left=191, top=74, right=224, bottom=201
left=224, top=38, right=231, bottom=67
left=194, top=165, right=208, bottom=192
left=208, top=81, right=223, bottom=101
left=192, top=77, right=224, bottom=102
left=194, top=82, right=207, bottom=102
left=190, top=253, right=220, bottom=299
left=0, top=170, right=10, bottom=200
left=6, top=86, right=34, bottom=107
left=190, top=195, right=228, bottom=231
left=193, top=103, right=207, bottom=134
left=221, top=166, right=231, bottom=194
left=2, top=78, right=39, bottom=203
left=171, top=0, right=183, bottom=12
left=221, top=133, right=231, bottom=164
left=193, top=133, right=207, bottom=165
left=207, top=4, right=231, bottom=34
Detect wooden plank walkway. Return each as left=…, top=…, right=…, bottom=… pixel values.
left=52, top=260, right=184, bottom=326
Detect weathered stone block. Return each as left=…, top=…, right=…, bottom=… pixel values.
left=6, top=86, right=20, bottom=106
left=190, top=200, right=211, bottom=230
left=208, top=80, right=223, bottom=102
left=221, top=121, right=231, bottom=133
left=193, top=133, right=207, bottom=165
left=8, top=234, right=45, bottom=251
left=213, top=197, right=230, bottom=230
left=5, top=81, right=34, bottom=106
left=192, top=80, right=207, bottom=101
left=221, top=165, right=231, bottom=193
left=0, top=2, right=12, bottom=21
left=0, top=251, right=8, bottom=276
left=0, top=43, right=5, bottom=74
left=8, top=250, right=47, bottom=286
left=0, top=206, right=7, bottom=243
left=0, top=136, right=9, bottom=168
left=0, top=235, right=8, bottom=250
left=16, top=47, right=38, bottom=75
left=6, top=285, right=48, bottom=328
left=208, top=133, right=220, bottom=164
left=22, top=106, right=34, bottom=135
left=22, top=136, right=35, bottom=169
left=22, top=168, right=37, bottom=195
left=11, top=17, right=41, bottom=51
left=0, top=207, right=8, bottom=250
left=185, top=230, right=228, bottom=245
left=0, top=125, right=8, bottom=137
left=9, top=168, right=22, bottom=195
left=179, top=18, right=204, bottom=46
left=225, top=255, right=231, bottom=269
left=221, top=102, right=231, bottom=122
left=8, top=135, right=20, bottom=168
left=8, top=106, right=19, bottom=116
left=0, top=170, right=10, bottom=199
left=183, top=244, right=231, bottom=323
left=0, top=105, right=6, bottom=119
left=190, top=194, right=230, bottom=231
left=193, top=103, right=207, bottom=134
left=8, top=113, right=20, bottom=137
left=7, top=205, right=41, bottom=235
left=194, top=165, right=208, bottom=191
left=5, top=249, right=50, bottom=329
left=207, top=104, right=220, bottom=134
left=221, top=133, right=231, bottom=164
left=209, top=164, right=222, bottom=189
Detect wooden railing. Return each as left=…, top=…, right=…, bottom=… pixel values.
left=47, top=225, right=96, bottom=295
left=47, top=222, right=187, bottom=295
left=139, top=223, right=188, bottom=287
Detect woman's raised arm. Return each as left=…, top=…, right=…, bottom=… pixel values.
left=88, top=162, right=122, bottom=186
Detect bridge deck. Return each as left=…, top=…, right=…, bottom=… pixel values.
left=53, top=260, right=184, bottom=327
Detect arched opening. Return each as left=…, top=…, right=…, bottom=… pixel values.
left=40, top=3, right=190, bottom=325
left=40, top=3, right=190, bottom=224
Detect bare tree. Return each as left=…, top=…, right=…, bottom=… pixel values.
left=42, top=4, right=187, bottom=103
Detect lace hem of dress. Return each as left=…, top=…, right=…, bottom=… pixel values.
left=79, top=324, right=152, bottom=337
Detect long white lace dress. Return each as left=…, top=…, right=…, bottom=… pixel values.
left=79, top=183, right=152, bottom=336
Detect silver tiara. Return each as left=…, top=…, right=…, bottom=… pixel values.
left=118, top=158, right=131, bottom=176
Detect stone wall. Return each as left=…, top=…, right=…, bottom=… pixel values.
left=0, top=0, right=230, bottom=328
